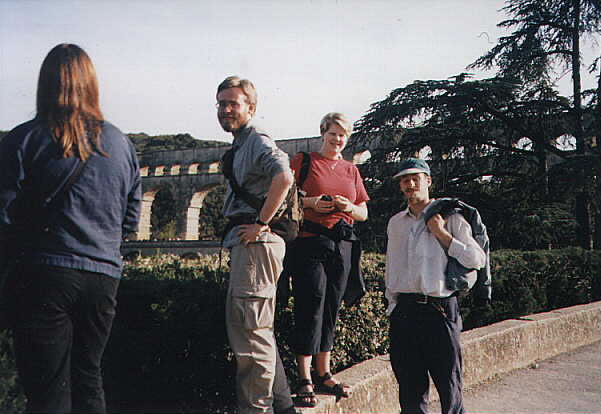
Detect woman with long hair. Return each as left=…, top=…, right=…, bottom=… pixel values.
left=288, top=112, right=369, bottom=407
left=0, top=44, right=141, bottom=413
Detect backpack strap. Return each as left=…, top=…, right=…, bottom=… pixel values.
left=298, top=152, right=311, bottom=189
left=221, top=146, right=264, bottom=211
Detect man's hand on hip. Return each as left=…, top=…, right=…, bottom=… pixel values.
left=238, top=223, right=269, bottom=246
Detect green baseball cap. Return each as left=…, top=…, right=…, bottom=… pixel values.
left=393, top=158, right=431, bottom=179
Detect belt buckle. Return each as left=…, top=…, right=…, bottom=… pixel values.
left=415, top=294, right=428, bottom=304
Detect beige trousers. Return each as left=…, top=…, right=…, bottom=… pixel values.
left=226, top=239, right=286, bottom=414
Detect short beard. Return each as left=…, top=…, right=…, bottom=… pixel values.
left=219, top=118, right=238, bottom=133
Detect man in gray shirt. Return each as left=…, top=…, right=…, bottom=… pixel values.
left=217, top=76, right=296, bottom=414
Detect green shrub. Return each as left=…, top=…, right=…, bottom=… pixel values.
left=104, top=254, right=233, bottom=412
left=0, top=333, right=24, bottom=413
left=0, top=249, right=599, bottom=411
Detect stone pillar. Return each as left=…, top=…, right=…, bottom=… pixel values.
left=135, top=191, right=157, bottom=240
left=184, top=192, right=209, bottom=240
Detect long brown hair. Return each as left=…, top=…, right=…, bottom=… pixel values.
left=36, top=43, right=104, bottom=160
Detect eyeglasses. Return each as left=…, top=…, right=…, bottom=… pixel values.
left=215, top=101, right=241, bottom=110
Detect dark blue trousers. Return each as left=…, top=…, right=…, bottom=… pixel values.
left=12, top=265, right=119, bottom=414
left=389, top=295, right=465, bottom=414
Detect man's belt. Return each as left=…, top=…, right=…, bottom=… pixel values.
left=222, top=214, right=257, bottom=242
left=227, top=214, right=256, bottom=226
left=396, top=292, right=452, bottom=305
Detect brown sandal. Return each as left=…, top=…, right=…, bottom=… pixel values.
left=314, top=372, right=350, bottom=398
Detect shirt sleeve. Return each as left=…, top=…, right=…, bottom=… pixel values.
left=447, top=214, right=486, bottom=270
left=254, top=134, right=290, bottom=178
left=384, top=216, right=399, bottom=315
left=353, top=165, right=370, bottom=204
left=290, top=152, right=303, bottom=181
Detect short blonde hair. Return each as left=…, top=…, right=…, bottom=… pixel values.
left=319, top=112, right=353, bottom=136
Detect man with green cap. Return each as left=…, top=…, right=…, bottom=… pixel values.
left=385, top=158, right=486, bottom=414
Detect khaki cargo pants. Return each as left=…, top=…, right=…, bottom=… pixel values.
left=226, top=238, right=286, bottom=414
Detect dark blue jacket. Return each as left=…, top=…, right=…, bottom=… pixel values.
left=0, top=118, right=141, bottom=278
left=423, top=198, right=492, bottom=301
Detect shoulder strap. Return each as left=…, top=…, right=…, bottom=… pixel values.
left=298, top=152, right=311, bottom=189
left=40, top=157, right=89, bottom=230
left=43, top=158, right=88, bottom=208
left=221, top=146, right=264, bottom=211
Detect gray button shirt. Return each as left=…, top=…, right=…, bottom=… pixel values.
left=222, top=123, right=290, bottom=248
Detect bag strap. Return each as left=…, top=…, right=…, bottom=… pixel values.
left=298, top=152, right=311, bottom=189
left=222, top=149, right=311, bottom=213
left=221, top=146, right=264, bottom=212
left=43, top=158, right=88, bottom=209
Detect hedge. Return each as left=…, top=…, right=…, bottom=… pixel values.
left=0, top=248, right=599, bottom=412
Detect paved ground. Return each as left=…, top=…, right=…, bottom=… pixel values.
left=430, top=341, right=601, bottom=414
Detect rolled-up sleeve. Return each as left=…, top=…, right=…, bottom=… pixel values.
left=255, top=139, right=290, bottom=178
left=447, top=214, right=486, bottom=270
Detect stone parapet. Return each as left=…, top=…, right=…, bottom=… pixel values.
left=301, top=301, right=601, bottom=413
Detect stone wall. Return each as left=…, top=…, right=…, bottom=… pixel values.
left=301, top=301, right=601, bottom=413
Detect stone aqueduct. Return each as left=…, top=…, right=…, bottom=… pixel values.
left=133, top=136, right=370, bottom=241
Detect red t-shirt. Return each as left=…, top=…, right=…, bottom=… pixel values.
left=290, top=152, right=370, bottom=232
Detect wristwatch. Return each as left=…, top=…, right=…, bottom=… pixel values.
left=255, top=217, right=268, bottom=226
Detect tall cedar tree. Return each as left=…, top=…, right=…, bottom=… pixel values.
left=469, top=0, right=601, bottom=249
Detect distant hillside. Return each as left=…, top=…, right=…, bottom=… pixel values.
left=0, top=130, right=228, bottom=153
left=128, top=132, right=229, bottom=153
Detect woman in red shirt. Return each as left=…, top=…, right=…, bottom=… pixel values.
left=289, top=112, right=369, bottom=407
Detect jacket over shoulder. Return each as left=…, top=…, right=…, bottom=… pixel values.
left=423, top=198, right=492, bottom=302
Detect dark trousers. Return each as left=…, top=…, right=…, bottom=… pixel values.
left=389, top=295, right=465, bottom=414
left=12, top=265, right=119, bottom=414
left=273, top=351, right=295, bottom=414
left=291, top=237, right=351, bottom=355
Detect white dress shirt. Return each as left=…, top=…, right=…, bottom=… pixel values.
left=385, top=201, right=486, bottom=315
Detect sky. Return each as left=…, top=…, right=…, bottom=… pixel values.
left=0, top=0, right=598, bottom=143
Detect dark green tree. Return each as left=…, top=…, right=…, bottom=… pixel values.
left=151, top=186, right=177, bottom=240
left=469, top=0, right=601, bottom=249
left=352, top=74, right=580, bottom=250
left=352, top=0, right=601, bottom=250
left=197, top=185, right=227, bottom=240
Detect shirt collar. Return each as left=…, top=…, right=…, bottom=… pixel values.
left=232, top=123, right=253, bottom=148
left=403, top=199, right=435, bottom=219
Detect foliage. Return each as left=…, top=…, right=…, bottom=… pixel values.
left=104, top=254, right=232, bottom=412
left=351, top=0, right=601, bottom=250
left=197, top=184, right=227, bottom=240
left=467, top=0, right=601, bottom=249
left=0, top=249, right=599, bottom=411
left=461, top=247, right=601, bottom=329
left=128, top=132, right=228, bottom=153
left=470, top=0, right=601, bottom=87
left=150, top=186, right=178, bottom=240
left=0, top=334, right=24, bottom=413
